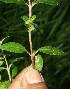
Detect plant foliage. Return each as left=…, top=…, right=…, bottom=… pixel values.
left=36, top=0, right=61, bottom=5
left=35, top=54, right=43, bottom=71
left=0, top=0, right=69, bottom=89
left=37, top=46, right=64, bottom=55
left=0, top=0, right=25, bottom=4
left=0, top=42, right=27, bottom=53
left=0, top=0, right=61, bottom=6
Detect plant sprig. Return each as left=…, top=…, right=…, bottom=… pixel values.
left=0, top=0, right=64, bottom=83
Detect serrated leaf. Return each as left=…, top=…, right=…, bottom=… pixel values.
left=0, top=0, right=25, bottom=4
left=0, top=42, right=27, bottom=53
left=38, top=46, right=64, bottom=55
left=35, top=54, right=43, bottom=71
left=36, top=0, right=61, bottom=5
left=0, top=61, right=4, bottom=66
left=12, top=66, right=17, bottom=77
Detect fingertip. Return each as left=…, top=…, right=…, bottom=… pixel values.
left=25, top=68, right=44, bottom=84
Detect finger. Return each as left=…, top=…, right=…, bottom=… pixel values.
left=25, top=68, right=44, bottom=84
left=8, top=66, right=32, bottom=89
left=8, top=66, right=48, bottom=89
left=21, top=68, right=48, bottom=89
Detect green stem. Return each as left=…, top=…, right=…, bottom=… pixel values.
left=3, top=55, right=12, bottom=82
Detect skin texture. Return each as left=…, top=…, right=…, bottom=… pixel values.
left=8, top=66, right=48, bottom=89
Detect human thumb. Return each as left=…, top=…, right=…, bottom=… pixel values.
left=25, top=67, right=44, bottom=84
left=22, top=66, right=48, bottom=89
left=8, top=66, right=48, bottom=89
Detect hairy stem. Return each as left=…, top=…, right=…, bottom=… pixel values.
left=28, top=0, right=34, bottom=68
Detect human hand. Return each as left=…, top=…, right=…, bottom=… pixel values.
left=8, top=66, right=48, bottom=89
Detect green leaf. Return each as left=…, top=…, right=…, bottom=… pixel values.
left=22, top=15, right=36, bottom=26
left=0, top=57, right=4, bottom=60
left=0, top=42, right=27, bottom=53
left=12, top=66, right=18, bottom=77
left=29, top=25, right=35, bottom=31
left=36, top=0, right=61, bottom=5
left=0, top=67, right=6, bottom=71
left=0, top=75, right=1, bottom=80
left=0, top=0, right=25, bottom=4
left=37, top=46, right=64, bottom=55
left=11, top=57, right=24, bottom=63
left=4, top=80, right=10, bottom=88
left=22, top=16, right=29, bottom=22
left=31, top=15, right=36, bottom=21
left=0, top=83, right=6, bottom=89
left=35, top=54, right=43, bottom=71
left=0, top=61, right=4, bottom=66
left=0, top=81, right=10, bottom=89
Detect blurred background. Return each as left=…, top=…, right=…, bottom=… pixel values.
left=0, top=0, right=70, bottom=89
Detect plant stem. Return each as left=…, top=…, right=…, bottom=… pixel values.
left=29, top=31, right=34, bottom=68
left=28, top=0, right=32, bottom=17
left=28, top=0, right=34, bottom=68
left=3, top=55, right=12, bottom=82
